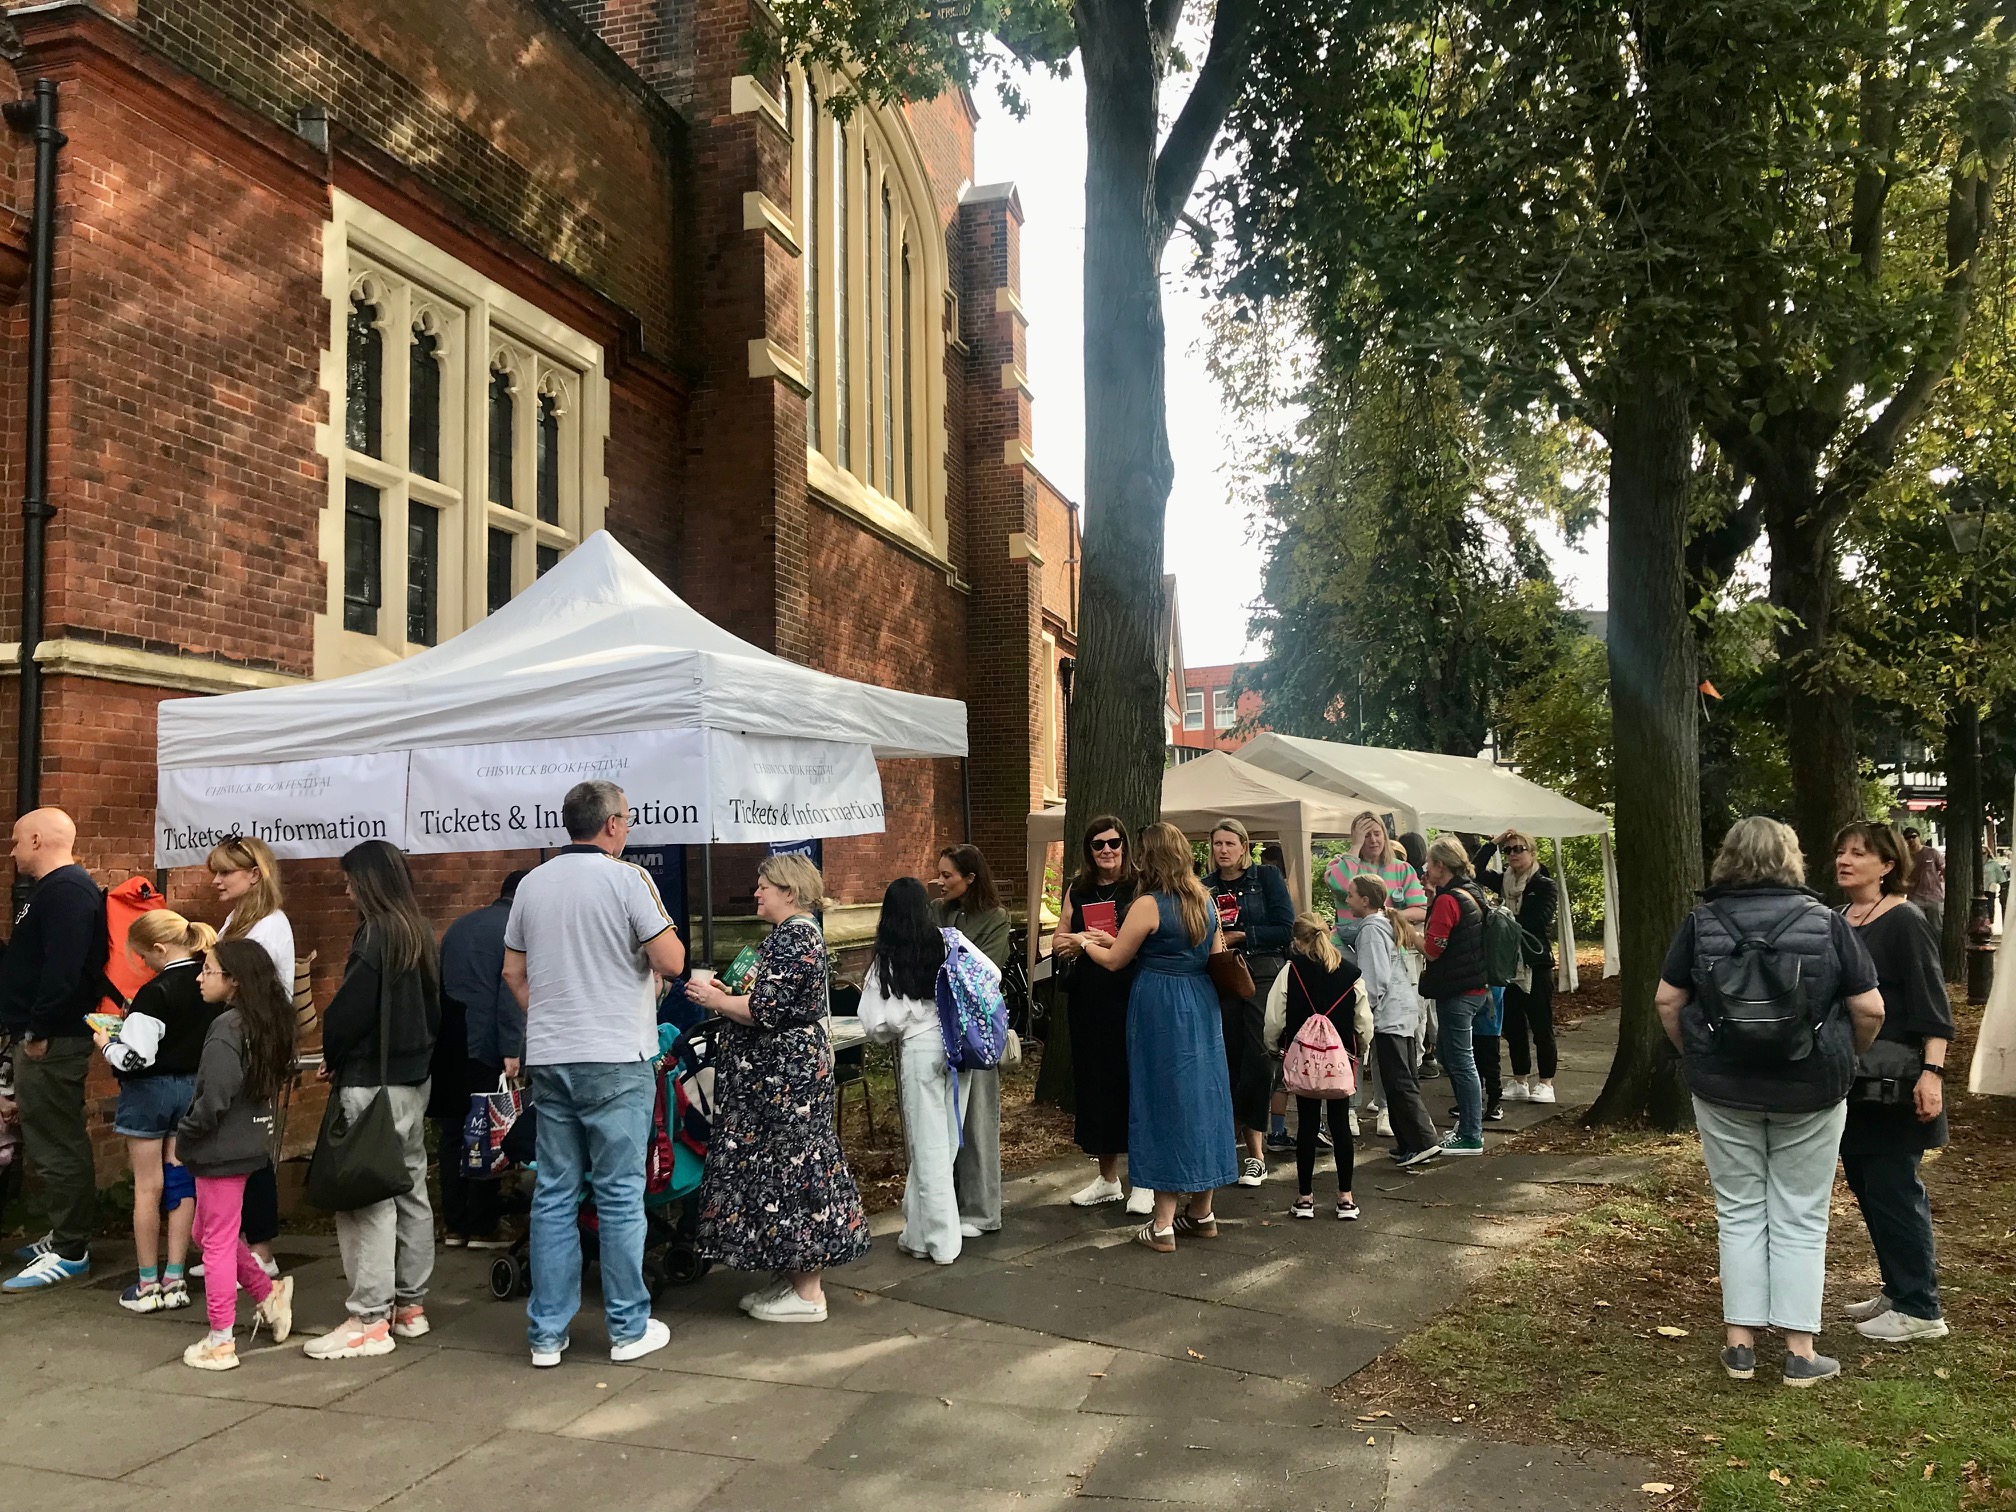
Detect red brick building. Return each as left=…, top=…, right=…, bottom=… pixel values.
left=0, top=0, right=1077, bottom=1158
left=1172, top=662, right=1265, bottom=753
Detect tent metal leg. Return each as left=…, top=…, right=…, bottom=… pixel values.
left=961, top=757, right=973, bottom=844
left=701, top=844, right=715, bottom=967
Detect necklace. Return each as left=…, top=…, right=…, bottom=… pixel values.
left=1845, top=896, right=1887, bottom=926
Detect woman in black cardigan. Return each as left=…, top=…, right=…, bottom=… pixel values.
left=1206, top=819, right=1293, bottom=1187
left=1475, top=830, right=1561, bottom=1105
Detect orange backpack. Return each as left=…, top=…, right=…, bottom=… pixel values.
left=98, top=875, right=166, bottom=1015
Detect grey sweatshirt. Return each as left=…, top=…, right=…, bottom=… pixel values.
left=1356, top=913, right=1419, bottom=1037
left=176, top=1009, right=278, bottom=1177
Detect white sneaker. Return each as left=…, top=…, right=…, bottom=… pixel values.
left=738, top=1274, right=791, bottom=1313
left=303, top=1317, right=395, bottom=1360
left=257, top=1254, right=281, bottom=1279
left=1502, top=1079, right=1530, bottom=1102
left=610, top=1317, right=672, bottom=1361
left=1855, top=1310, right=1950, bottom=1343
left=1237, top=1157, right=1266, bottom=1188
left=960, top=1222, right=984, bottom=1238
left=749, top=1288, right=828, bottom=1324
left=1070, top=1177, right=1124, bottom=1207
left=1528, top=1083, right=1557, bottom=1104
left=1843, top=1291, right=1892, bottom=1323
left=1375, top=1112, right=1393, bottom=1137
left=254, top=1275, right=295, bottom=1345
left=530, top=1337, right=571, bottom=1369
left=1124, top=1187, right=1155, bottom=1216
left=1347, top=1110, right=1361, bottom=1136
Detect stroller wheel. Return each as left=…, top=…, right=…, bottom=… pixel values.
left=661, top=1245, right=708, bottom=1287
left=489, top=1255, right=523, bottom=1301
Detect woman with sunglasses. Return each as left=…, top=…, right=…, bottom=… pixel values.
left=1052, top=816, right=1150, bottom=1214
left=1474, top=829, right=1560, bottom=1104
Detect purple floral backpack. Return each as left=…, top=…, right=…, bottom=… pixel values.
left=936, top=928, right=1009, bottom=1073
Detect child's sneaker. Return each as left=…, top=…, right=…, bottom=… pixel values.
left=391, top=1304, right=430, bottom=1339
left=118, top=1279, right=165, bottom=1314
left=1264, top=1127, right=1296, bottom=1153
left=183, top=1337, right=240, bottom=1371
left=254, top=1274, right=295, bottom=1344
left=303, top=1316, right=396, bottom=1360
left=1335, top=1198, right=1361, bottom=1221
left=159, top=1277, right=192, bottom=1311
left=1291, top=1196, right=1316, bottom=1219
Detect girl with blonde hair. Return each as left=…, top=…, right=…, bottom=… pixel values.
left=94, top=909, right=221, bottom=1313
left=1084, top=822, right=1235, bottom=1251
left=1264, top=914, right=1370, bottom=1218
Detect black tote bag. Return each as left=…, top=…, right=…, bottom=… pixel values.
left=305, top=958, right=414, bottom=1212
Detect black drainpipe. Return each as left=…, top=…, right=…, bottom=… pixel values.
left=6, top=78, right=62, bottom=842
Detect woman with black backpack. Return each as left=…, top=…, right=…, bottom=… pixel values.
left=1654, top=817, right=1885, bottom=1389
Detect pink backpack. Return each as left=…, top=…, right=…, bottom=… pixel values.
left=1281, top=966, right=1358, bottom=1099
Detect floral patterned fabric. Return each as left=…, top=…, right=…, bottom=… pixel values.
left=695, top=915, right=871, bottom=1274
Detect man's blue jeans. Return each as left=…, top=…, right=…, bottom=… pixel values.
left=527, top=1060, right=655, bottom=1351
left=1437, top=992, right=1489, bottom=1141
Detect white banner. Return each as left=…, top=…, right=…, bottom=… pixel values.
left=405, top=729, right=708, bottom=852
left=156, top=753, right=410, bottom=866
left=708, top=731, right=886, bottom=842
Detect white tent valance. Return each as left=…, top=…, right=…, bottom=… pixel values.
left=1237, top=732, right=1617, bottom=988
left=1024, top=751, right=1374, bottom=964
left=154, top=532, right=967, bottom=864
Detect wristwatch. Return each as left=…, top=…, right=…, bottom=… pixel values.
left=1921, top=1064, right=1946, bottom=1079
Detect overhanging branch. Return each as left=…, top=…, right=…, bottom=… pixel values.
left=1150, top=0, right=1260, bottom=248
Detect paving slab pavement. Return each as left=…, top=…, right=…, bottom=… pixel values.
left=0, top=1008, right=1659, bottom=1509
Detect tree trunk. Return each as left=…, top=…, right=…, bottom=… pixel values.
left=1587, top=360, right=1698, bottom=1131
left=1062, top=14, right=1177, bottom=853
left=1941, top=703, right=1982, bottom=983
left=1763, top=485, right=1861, bottom=888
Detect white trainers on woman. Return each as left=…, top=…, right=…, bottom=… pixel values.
left=1070, top=1177, right=1124, bottom=1207
left=750, top=1289, right=828, bottom=1324
left=1124, top=1187, right=1155, bottom=1216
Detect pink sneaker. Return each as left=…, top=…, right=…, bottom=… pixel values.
left=303, top=1316, right=395, bottom=1360
left=391, top=1304, right=430, bottom=1339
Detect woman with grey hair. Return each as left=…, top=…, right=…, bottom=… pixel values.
left=688, top=854, right=869, bottom=1322
left=1419, top=835, right=1490, bottom=1155
left=1655, top=817, right=1885, bottom=1387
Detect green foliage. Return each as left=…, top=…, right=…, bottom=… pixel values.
left=1237, top=353, right=1589, bottom=757
left=1497, top=635, right=1611, bottom=812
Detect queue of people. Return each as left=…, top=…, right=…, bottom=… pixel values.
left=0, top=791, right=1962, bottom=1389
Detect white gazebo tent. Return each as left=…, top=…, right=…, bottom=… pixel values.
left=1023, top=750, right=1371, bottom=966
left=1238, top=732, right=1617, bottom=990
left=155, top=531, right=967, bottom=958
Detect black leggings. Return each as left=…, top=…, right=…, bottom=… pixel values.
left=1503, top=965, right=1557, bottom=1079
left=1295, top=1097, right=1354, bottom=1197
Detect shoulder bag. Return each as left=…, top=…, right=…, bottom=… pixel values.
left=306, top=957, right=415, bottom=1212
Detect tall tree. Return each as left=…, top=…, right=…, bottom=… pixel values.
left=1695, top=1, right=2016, bottom=878
left=1240, top=354, right=1587, bottom=757
left=757, top=0, right=1372, bottom=850
left=1216, top=1, right=1848, bottom=1126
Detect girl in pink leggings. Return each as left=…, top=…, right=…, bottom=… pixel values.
left=175, top=938, right=299, bottom=1370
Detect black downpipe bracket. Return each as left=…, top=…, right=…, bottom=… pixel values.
left=7, top=79, right=63, bottom=842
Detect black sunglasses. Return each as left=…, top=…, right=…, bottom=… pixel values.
left=1504, top=844, right=1531, bottom=856
left=1090, top=837, right=1124, bottom=852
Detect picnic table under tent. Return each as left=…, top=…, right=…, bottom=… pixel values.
left=1022, top=749, right=1372, bottom=969
left=1237, top=731, right=1617, bottom=991
left=153, top=530, right=968, bottom=962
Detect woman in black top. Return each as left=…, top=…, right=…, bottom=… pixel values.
left=1475, top=830, right=1562, bottom=1105
left=1264, top=914, right=1364, bottom=1219
left=1051, top=815, right=1143, bottom=1211
left=97, top=909, right=220, bottom=1313
left=1833, top=822, right=1954, bottom=1344
left=1208, top=818, right=1294, bottom=1187
left=305, top=840, right=441, bottom=1362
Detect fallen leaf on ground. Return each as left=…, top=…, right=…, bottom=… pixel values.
left=1726, top=1459, right=1749, bottom=1468
left=1367, top=1436, right=1378, bottom=1446
left=1656, top=1326, right=1689, bottom=1338
left=1769, top=1468, right=1791, bottom=1487
left=1924, top=1464, right=1937, bottom=1480
left=1595, top=1300, right=1612, bottom=1308
left=1641, top=1484, right=1675, bottom=1495
left=1088, top=1372, right=1106, bottom=1378
left=1186, top=1349, right=1206, bottom=1360
left=1934, top=1367, right=1950, bottom=1380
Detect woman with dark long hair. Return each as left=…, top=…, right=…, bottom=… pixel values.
left=1051, top=815, right=1148, bottom=1212
left=1082, top=822, right=1235, bottom=1252
left=862, top=876, right=1001, bottom=1264
left=304, top=840, right=441, bottom=1363
left=933, top=843, right=1008, bottom=1236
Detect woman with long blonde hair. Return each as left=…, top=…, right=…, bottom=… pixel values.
left=1083, top=823, right=1235, bottom=1251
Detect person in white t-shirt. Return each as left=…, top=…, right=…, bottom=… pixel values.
left=503, top=780, right=685, bottom=1369
left=205, top=836, right=294, bottom=1279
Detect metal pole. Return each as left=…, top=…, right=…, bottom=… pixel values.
left=960, top=756, right=973, bottom=844
left=700, top=843, right=715, bottom=967
left=7, top=80, right=62, bottom=824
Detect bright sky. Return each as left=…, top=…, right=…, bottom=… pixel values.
left=972, top=72, right=1609, bottom=667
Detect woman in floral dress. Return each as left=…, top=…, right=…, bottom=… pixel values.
left=685, top=854, right=869, bottom=1323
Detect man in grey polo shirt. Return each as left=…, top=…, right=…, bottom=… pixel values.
left=504, top=780, right=685, bottom=1368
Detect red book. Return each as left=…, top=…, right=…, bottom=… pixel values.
left=1216, top=892, right=1240, bottom=925
left=1080, top=900, right=1119, bottom=936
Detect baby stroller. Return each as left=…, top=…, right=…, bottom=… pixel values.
left=487, top=1017, right=719, bottom=1302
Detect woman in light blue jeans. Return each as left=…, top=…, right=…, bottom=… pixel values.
left=1656, top=817, right=1884, bottom=1389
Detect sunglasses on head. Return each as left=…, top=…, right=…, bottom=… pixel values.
left=1090, top=837, right=1124, bottom=852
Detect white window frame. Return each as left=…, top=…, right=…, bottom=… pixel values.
left=1184, top=689, right=1205, bottom=731
left=318, top=191, right=609, bottom=678
left=793, top=67, right=950, bottom=562
left=1041, top=632, right=1060, bottom=801
left=1212, top=688, right=1237, bottom=730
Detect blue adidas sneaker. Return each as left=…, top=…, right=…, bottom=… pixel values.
left=4, top=1250, right=90, bottom=1291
